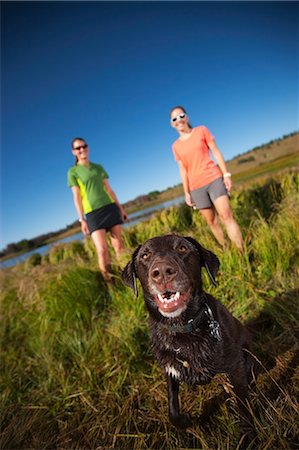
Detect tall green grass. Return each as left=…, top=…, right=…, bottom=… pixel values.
left=1, top=172, right=298, bottom=449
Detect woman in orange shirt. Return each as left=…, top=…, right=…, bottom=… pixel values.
left=170, top=105, right=244, bottom=252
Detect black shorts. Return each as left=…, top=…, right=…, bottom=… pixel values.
left=191, top=177, right=228, bottom=209
left=86, top=203, right=123, bottom=234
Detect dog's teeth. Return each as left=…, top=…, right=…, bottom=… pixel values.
left=158, top=294, right=166, bottom=303
left=158, top=292, right=181, bottom=304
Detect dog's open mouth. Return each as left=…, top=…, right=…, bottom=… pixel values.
left=155, top=289, right=191, bottom=313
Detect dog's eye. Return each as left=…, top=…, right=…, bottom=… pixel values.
left=141, top=251, right=151, bottom=260
left=177, top=245, right=188, bottom=253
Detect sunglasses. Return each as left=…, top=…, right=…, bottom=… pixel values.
left=171, top=113, right=186, bottom=123
left=73, top=144, right=88, bottom=151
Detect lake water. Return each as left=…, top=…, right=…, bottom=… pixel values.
left=1, top=196, right=185, bottom=269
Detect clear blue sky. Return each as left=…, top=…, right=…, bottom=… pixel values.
left=1, top=1, right=298, bottom=249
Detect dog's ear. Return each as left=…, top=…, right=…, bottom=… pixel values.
left=184, top=236, right=220, bottom=286
left=121, top=246, right=141, bottom=297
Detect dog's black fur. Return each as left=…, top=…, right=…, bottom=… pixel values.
left=122, top=234, right=255, bottom=428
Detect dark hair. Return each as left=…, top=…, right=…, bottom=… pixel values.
left=169, top=105, right=192, bottom=129
left=71, top=137, right=87, bottom=164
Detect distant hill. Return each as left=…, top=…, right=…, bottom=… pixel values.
left=226, top=131, right=299, bottom=181
left=1, top=131, right=298, bottom=259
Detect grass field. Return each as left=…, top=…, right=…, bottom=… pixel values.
left=0, top=171, right=298, bottom=449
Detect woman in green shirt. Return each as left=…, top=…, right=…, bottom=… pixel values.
left=68, top=137, right=127, bottom=280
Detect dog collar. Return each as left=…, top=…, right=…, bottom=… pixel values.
left=168, top=295, right=221, bottom=341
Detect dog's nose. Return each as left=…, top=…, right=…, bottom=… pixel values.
left=150, top=261, right=177, bottom=284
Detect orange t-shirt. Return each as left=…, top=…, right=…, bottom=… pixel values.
left=172, top=125, right=222, bottom=190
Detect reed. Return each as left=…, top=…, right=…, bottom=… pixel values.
left=0, top=172, right=298, bottom=449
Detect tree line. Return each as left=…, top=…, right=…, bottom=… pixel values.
left=0, top=222, right=80, bottom=258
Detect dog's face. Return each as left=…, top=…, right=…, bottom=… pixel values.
left=122, top=235, right=219, bottom=318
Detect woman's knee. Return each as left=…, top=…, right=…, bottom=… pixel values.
left=218, top=210, right=233, bottom=222
left=92, top=237, right=109, bottom=256
left=110, top=227, right=123, bottom=249
left=95, top=243, right=109, bottom=258
left=111, top=236, right=123, bottom=254
left=201, top=211, right=218, bottom=227
left=214, top=196, right=234, bottom=222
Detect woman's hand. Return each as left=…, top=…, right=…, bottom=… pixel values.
left=185, top=192, right=195, bottom=207
left=80, top=219, right=90, bottom=235
left=120, top=206, right=128, bottom=222
left=223, top=175, right=232, bottom=193
left=209, top=142, right=232, bottom=194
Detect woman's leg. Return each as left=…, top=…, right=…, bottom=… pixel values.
left=199, top=207, right=226, bottom=247
left=90, top=229, right=111, bottom=277
left=110, top=224, right=124, bottom=260
left=213, top=195, right=244, bottom=252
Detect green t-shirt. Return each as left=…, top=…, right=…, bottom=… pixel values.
left=67, top=162, right=113, bottom=214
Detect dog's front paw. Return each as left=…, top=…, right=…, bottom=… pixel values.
left=170, top=413, right=193, bottom=429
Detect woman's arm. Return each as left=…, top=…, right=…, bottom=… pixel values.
left=208, top=140, right=232, bottom=192
left=71, top=186, right=90, bottom=235
left=103, top=179, right=128, bottom=221
left=177, top=160, right=194, bottom=207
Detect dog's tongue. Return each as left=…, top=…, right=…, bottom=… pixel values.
left=156, top=291, right=187, bottom=312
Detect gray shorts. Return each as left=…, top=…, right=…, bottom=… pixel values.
left=191, top=177, right=228, bottom=209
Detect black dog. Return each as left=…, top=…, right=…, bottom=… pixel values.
left=122, top=234, right=255, bottom=428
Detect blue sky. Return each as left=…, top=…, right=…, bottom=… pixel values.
left=1, top=1, right=298, bottom=249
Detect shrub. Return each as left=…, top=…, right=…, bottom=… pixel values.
left=63, top=240, right=87, bottom=260
left=233, top=178, right=283, bottom=228
left=48, top=241, right=88, bottom=265
left=25, top=253, right=42, bottom=268
left=237, top=155, right=256, bottom=164
left=83, top=236, right=97, bottom=260
left=48, top=243, right=66, bottom=264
